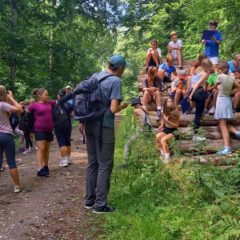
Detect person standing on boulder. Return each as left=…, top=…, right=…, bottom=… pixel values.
left=84, top=55, right=129, bottom=213
left=202, top=20, right=222, bottom=72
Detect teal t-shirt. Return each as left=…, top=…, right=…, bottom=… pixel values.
left=96, top=71, right=123, bottom=128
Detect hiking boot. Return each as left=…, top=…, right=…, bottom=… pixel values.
left=217, top=147, right=232, bottom=155
left=14, top=185, right=21, bottom=193
left=208, top=106, right=215, bottom=115
left=59, top=158, right=68, bottom=167
left=155, top=110, right=161, bottom=120
left=92, top=206, right=116, bottom=214
left=192, top=135, right=206, bottom=142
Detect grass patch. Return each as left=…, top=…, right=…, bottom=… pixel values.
left=101, top=111, right=240, bottom=240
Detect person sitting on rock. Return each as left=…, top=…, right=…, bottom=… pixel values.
left=170, top=69, right=188, bottom=106
left=156, top=97, right=179, bottom=163
left=228, top=54, right=240, bottom=73
left=142, top=66, right=162, bottom=120
left=158, top=54, right=177, bottom=84
left=232, top=69, right=240, bottom=112
left=205, top=70, right=219, bottom=115
left=167, top=31, right=183, bottom=68
left=145, top=39, right=162, bottom=70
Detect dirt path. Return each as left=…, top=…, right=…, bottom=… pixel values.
left=0, top=128, right=102, bottom=240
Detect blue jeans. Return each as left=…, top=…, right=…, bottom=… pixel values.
left=0, top=133, right=17, bottom=169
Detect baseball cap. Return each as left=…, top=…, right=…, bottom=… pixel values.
left=109, top=55, right=127, bottom=68
left=131, top=97, right=142, bottom=106
left=209, top=20, right=218, bottom=26
left=170, top=31, right=177, bottom=37
left=178, top=69, right=187, bottom=79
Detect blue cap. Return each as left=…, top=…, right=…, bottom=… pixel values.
left=109, top=55, right=126, bottom=68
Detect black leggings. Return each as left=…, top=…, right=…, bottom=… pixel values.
left=192, top=88, right=208, bottom=132
left=24, top=131, right=33, bottom=149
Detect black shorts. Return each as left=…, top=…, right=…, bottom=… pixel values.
left=163, top=76, right=171, bottom=82
left=54, top=123, right=72, bottom=148
left=35, top=131, right=54, bottom=142
left=163, top=126, right=177, bottom=135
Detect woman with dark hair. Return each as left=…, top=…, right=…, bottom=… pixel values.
left=28, top=88, right=56, bottom=177
left=54, top=88, right=73, bottom=167
left=0, top=86, right=23, bottom=192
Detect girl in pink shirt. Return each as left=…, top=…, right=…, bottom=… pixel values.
left=29, top=88, right=56, bottom=177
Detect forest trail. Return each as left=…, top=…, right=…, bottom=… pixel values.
left=0, top=127, right=101, bottom=240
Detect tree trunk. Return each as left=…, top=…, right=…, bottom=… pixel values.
left=8, top=0, right=17, bottom=90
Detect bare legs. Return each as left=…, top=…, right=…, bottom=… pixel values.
left=36, top=140, right=51, bottom=169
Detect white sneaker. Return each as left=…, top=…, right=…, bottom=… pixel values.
left=59, top=158, right=68, bottom=167
left=22, top=149, right=30, bottom=154
left=191, top=108, right=196, bottom=114
left=208, top=106, right=215, bottom=115
left=14, top=185, right=21, bottom=193
left=193, top=135, right=206, bottom=142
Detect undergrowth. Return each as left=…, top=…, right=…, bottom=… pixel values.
left=101, top=109, right=240, bottom=240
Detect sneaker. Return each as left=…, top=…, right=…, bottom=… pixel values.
left=191, top=108, right=196, bottom=114
left=208, top=106, right=215, bottom=115
left=93, top=206, right=116, bottom=214
left=59, top=158, right=68, bottom=167
left=217, top=147, right=232, bottom=155
left=84, top=203, right=94, bottom=210
left=22, top=149, right=30, bottom=154
left=43, top=166, right=50, bottom=176
left=14, top=185, right=21, bottom=193
left=37, top=167, right=49, bottom=177
left=156, top=110, right=161, bottom=120
left=67, top=157, right=71, bottom=165
left=193, top=135, right=206, bottom=142
left=235, top=131, right=240, bottom=139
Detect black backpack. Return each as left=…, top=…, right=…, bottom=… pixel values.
left=73, top=74, right=112, bottom=122
left=52, top=102, right=69, bottom=127
left=18, top=110, right=34, bottom=132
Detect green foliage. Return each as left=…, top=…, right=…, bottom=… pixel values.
left=101, top=113, right=240, bottom=239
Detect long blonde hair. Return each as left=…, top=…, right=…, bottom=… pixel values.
left=0, top=85, right=8, bottom=102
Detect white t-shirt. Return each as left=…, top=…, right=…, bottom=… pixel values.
left=168, top=39, right=183, bottom=59
left=147, top=48, right=162, bottom=57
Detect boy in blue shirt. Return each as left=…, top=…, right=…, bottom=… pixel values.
left=202, top=20, right=222, bottom=72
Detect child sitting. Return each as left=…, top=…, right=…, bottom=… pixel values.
left=145, top=39, right=162, bottom=69
left=156, top=97, right=180, bottom=163
left=170, top=69, right=188, bottom=106
left=214, top=62, right=240, bottom=155
left=142, top=66, right=162, bottom=120
left=205, top=71, right=219, bottom=115
left=167, top=31, right=183, bottom=68
left=158, top=54, right=177, bottom=84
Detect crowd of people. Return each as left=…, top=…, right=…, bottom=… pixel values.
left=139, top=20, right=240, bottom=163
left=1, top=19, right=240, bottom=215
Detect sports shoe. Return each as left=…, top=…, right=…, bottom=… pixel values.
left=22, top=149, right=30, bottom=154
left=14, top=185, right=21, bottom=193
left=67, top=156, right=71, bottom=165
left=235, top=131, right=240, bottom=139
left=191, top=108, right=196, bottom=114
left=217, top=147, right=232, bottom=155
left=156, top=110, right=161, bottom=120
left=59, top=158, right=68, bottom=167
left=192, top=135, right=206, bottom=142
left=84, top=203, right=94, bottom=210
left=208, top=106, right=215, bottom=115
left=93, top=206, right=116, bottom=214
left=37, top=167, right=49, bottom=177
